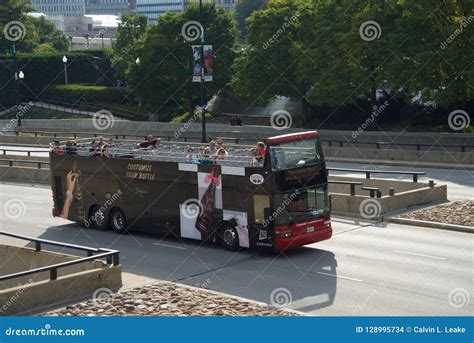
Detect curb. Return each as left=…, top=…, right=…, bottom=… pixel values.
left=384, top=216, right=474, bottom=234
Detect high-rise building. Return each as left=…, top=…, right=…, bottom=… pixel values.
left=136, top=0, right=185, bottom=22
left=30, top=0, right=86, bottom=17
left=85, top=0, right=136, bottom=16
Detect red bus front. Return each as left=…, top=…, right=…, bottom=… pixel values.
left=266, top=131, right=333, bottom=250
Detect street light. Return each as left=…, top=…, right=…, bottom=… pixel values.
left=17, top=71, right=24, bottom=127
left=18, top=71, right=24, bottom=80
left=199, top=0, right=207, bottom=143
left=136, top=57, right=140, bottom=65
left=62, top=56, right=68, bottom=86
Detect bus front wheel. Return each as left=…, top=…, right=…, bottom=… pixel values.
left=109, top=208, right=128, bottom=234
left=218, top=222, right=239, bottom=251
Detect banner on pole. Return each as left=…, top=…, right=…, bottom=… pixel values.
left=192, top=45, right=213, bottom=82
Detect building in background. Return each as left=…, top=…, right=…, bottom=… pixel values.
left=85, top=0, right=136, bottom=15
left=136, top=0, right=185, bottom=22
left=30, top=0, right=86, bottom=17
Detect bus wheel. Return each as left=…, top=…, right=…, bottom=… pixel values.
left=109, top=208, right=127, bottom=234
left=91, top=206, right=109, bottom=231
left=219, top=222, right=239, bottom=251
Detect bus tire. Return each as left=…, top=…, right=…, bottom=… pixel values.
left=218, top=222, right=240, bottom=251
left=109, top=208, right=128, bottom=234
left=91, top=206, right=109, bottom=231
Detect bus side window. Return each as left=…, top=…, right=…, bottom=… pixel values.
left=55, top=176, right=64, bottom=213
left=254, top=195, right=270, bottom=224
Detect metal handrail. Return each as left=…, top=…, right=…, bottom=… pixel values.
left=328, top=180, right=363, bottom=196
left=324, top=139, right=473, bottom=152
left=0, top=158, right=49, bottom=169
left=328, top=167, right=425, bottom=182
left=0, top=231, right=119, bottom=282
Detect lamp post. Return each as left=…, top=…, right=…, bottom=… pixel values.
left=62, top=56, right=68, bottom=85
left=100, top=31, right=105, bottom=49
left=17, top=71, right=24, bottom=127
left=199, top=0, right=207, bottom=143
left=9, top=11, right=20, bottom=116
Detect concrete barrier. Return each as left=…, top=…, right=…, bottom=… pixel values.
left=0, top=244, right=122, bottom=315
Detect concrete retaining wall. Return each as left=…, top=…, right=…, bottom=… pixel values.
left=0, top=245, right=122, bottom=315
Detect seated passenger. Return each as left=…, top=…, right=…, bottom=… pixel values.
left=52, top=141, right=64, bottom=155
left=216, top=147, right=228, bottom=161
left=97, top=136, right=106, bottom=148
left=138, top=135, right=160, bottom=149
left=185, top=147, right=199, bottom=164
left=216, top=139, right=224, bottom=150
left=101, top=144, right=111, bottom=159
left=65, top=140, right=77, bottom=155
left=250, top=142, right=266, bottom=163
left=89, top=140, right=100, bottom=157
left=209, top=140, right=217, bottom=156
left=200, top=147, right=213, bottom=165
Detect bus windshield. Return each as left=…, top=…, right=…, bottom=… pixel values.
left=269, top=137, right=324, bottom=171
left=274, top=187, right=330, bottom=225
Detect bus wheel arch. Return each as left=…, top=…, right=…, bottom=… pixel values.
left=109, top=207, right=128, bottom=234
left=217, top=220, right=240, bottom=251
left=89, top=205, right=109, bottom=231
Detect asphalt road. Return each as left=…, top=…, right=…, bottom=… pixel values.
left=0, top=183, right=472, bottom=316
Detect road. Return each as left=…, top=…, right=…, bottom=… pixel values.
left=0, top=182, right=472, bottom=316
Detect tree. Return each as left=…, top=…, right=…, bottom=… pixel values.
left=0, top=0, right=38, bottom=53
left=32, top=16, right=69, bottom=52
left=127, top=4, right=236, bottom=120
left=110, top=13, right=148, bottom=81
left=235, top=0, right=268, bottom=42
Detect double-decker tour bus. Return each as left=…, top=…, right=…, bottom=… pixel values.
left=50, top=131, right=332, bottom=251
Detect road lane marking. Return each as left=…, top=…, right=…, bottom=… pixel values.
left=316, top=271, right=362, bottom=282
left=393, top=249, right=447, bottom=260
left=153, top=242, right=186, bottom=250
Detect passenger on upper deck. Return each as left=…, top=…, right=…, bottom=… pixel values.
left=101, top=144, right=111, bottom=159
left=52, top=141, right=64, bottom=155
left=89, top=140, right=100, bottom=157
left=97, top=136, right=106, bottom=148
left=250, top=142, right=266, bottom=164
left=216, top=147, right=228, bottom=161
left=200, top=147, right=213, bottom=165
left=138, top=135, right=160, bottom=149
left=65, top=140, right=77, bottom=155
left=209, top=140, right=218, bottom=156
left=186, top=147, right=199, bottom=164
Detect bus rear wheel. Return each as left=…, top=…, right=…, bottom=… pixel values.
left=109, top=208, right=127, bottom=234
left=91, top=206, right=109, bottom=231
left=218, top=222, right=240, bottom=251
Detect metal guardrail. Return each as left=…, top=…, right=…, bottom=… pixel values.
left=0, top=231, right=119, bottom=282
left=328, top=180, right=363, bottom=196
left=1, top=148, right=49, bottom=156
left=327, top=167, right=425, bottom=182
left=10, top=130, right=473, bottom=152
left=0, top=158, right=49, bottom=169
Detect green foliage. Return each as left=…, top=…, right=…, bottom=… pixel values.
left=32, top=16, right=69, bottom=52
left=231, top=0, right=473, bottom=125
left=234, top=0, right=268, bottom=42
left=126, top=3, right=236, bottom=120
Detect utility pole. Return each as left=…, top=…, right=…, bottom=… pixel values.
left=199, top=0, right=207, bottom=143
